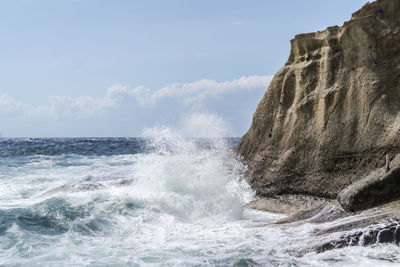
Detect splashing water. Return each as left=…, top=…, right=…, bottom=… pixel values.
left=124, top=125, right=253, bottom=222
left=1, top=114, right=400, bottom=266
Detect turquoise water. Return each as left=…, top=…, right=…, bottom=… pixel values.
left=1, top=136, right=400, bottom=266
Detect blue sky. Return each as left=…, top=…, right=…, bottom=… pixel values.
left=0, top=0, right=368, bottom=137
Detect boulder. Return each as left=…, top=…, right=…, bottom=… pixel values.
left=338, top=154, right=400, bottom=212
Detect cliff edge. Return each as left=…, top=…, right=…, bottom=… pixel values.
left=237, top=0, right=400, bottom=211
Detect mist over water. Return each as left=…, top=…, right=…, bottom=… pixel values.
left=1, top=114, right=400, bottom=266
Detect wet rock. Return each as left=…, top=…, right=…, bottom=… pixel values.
left=41, top=178, right=134, bottom=196
left=111, top=178, right=134, bottom=186
left=43, top=183, right=106, bottom=195
left=377, top=229, right=394, bottom=243
left=314, top=218, right=400, bottom=253
left=360, top=230, right=375, bottom=246
left=395, top=227, right=400, bottom=244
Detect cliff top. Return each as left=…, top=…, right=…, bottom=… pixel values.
left=291, top=0, right=400, bottom=42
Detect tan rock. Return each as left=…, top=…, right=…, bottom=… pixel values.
left=236, top=0, right=400, bottom=203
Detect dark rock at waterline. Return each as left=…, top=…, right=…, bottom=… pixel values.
left=360, top=230, right=376, bottom=246
left=377, top=229, right=394, bottom=243
left=395, top=227, right=400, bottom=244
left=314, top=218, right=400, bottom=253
left=236, top=0, right=400, bottom=211
left=283, top=201, right=400, bottom=256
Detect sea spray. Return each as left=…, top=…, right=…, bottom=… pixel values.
left=137, top=113, right=254, bottom=221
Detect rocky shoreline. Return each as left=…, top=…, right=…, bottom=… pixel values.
left=238, top=0, right=400, bottom=253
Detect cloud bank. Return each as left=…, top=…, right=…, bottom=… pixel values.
left=0, top=75, right=272, bottom=137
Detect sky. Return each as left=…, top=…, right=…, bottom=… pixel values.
left=0, top=0, right=368, bottom=137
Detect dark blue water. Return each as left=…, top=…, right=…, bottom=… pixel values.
left=0, top=137, right=240, bottom=157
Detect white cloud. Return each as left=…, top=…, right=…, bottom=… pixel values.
left=44, top=84, right=151, bottom=118
left=0, top=95, right=29, bottom=112
left=151, top=75, right=271, bottom=105
left=0, top=75, right=272, bottom=120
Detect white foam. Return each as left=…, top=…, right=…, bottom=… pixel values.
left=118, top=113, right=254, bottom=221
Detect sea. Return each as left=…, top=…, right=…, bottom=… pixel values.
left=1, top=132, right=400, bottom=266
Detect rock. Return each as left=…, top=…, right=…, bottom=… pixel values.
left=247, top=194, right=327, bottom=215
left=395, top=227, right=400, bottom=244
left=113, top=178, right=134, bottom=186
left=43, top=183, right=106, bottom=195
left=377, top=229, right=394, bottom=243
left=236, top=0, right=400, bottom=206
left=338, top=165, right=400, bottom=212
left=275, top=201, right=347, bottom=224
left=360, top=231, right=375, bottom=246
left=41, top=178, right=134, bottom=196
left=313, top=218, right=400, bottom=253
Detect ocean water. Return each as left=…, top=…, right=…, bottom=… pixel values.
left=1, top=133, right=400, bottom=266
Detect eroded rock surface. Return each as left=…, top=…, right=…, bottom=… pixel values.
left=237, top=0, right=400, bottom=204
left=315, top=218, right=400, bottom=253
left=283, top=200, right=400, bottom=255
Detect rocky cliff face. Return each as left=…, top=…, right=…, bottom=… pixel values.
left=237, top=0, right=400, bottom=200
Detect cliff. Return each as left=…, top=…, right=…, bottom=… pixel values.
left=237, top=0, right=400, bottom=210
